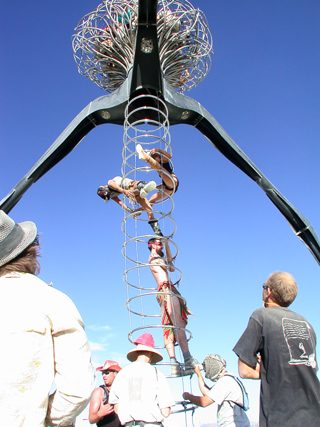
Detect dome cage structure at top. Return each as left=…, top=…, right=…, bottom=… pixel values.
left=72, top=0, right=213, bottom=93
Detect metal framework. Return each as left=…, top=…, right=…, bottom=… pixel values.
left=120, top=92, right=193, bottom=369
left=2, top=0, right=320, bottom=267
left=72, top=0, right=212, bottom=93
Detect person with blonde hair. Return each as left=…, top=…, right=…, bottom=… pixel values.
left=233, top=271, right=320, bottom=426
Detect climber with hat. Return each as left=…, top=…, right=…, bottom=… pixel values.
left=182, top=354, right=250, bottom=426
left=109, top=333, right=175, bottom=426
left=89, top=360, right=122, bottom=426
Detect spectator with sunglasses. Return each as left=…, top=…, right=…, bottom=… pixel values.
left=89, top=360, right=122, bottom=427
left=148, top=238, right=197, bottom=377
left=233, top=271, right=320, bottom=426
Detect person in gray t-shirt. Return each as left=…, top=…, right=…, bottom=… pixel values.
left=233, top=271, right=320, bottom=427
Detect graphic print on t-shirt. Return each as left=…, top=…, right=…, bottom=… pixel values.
left=282, top=318, right=316, bottom=368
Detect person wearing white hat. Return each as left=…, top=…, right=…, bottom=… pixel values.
left=109, top=333, right=175, bottom=426
left=0, top=210, right=95, bottom=426
left=89, top=360, right=122, bottom=426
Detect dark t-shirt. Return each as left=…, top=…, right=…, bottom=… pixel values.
left=233, top=307, right=320, bottom=427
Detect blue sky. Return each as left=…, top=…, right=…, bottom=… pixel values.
left=1, top=1, right=320, bottom=425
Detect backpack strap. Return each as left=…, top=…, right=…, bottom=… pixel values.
left=223, top=373, right=249, bottom=411
left=99, top=385, right=109, bottom=404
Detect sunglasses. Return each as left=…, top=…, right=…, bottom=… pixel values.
left=101, top=370, right=115, bottom=375
left=262, top=284, right=269, bottom=290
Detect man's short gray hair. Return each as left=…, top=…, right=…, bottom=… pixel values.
left=266, top=271, right=298, bottom=307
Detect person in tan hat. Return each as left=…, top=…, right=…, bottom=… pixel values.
left=109, top=333, right=175, bottom=426
left=89, top=360, right=122, bottom=426
left=0, top=210, right=95, bottom=426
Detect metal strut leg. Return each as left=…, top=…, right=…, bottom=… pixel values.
left=1, top=0, right=320, bottom=264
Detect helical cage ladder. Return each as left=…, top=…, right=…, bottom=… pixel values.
left=121, top=93, right=194, bottom=369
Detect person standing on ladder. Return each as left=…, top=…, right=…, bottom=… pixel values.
left=148, top=237, right=197, bottom=376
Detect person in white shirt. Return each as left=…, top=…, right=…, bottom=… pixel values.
left=109, top=333, right=175, bottom=427
left=0, top=210, right=95, bottom=426
left=183, top=354, right=250, bottom=427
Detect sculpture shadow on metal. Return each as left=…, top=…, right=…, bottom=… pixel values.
left=1, top=0, right=320, bottom=265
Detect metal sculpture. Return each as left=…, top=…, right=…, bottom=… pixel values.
left=1, top=0, right=320, bottom=267
left=72, top=0, right=212, bottom=93
left=120, top=91, right=192, bottom=363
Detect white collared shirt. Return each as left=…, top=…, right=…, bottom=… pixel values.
left=0, top=272, right=95, bottom=426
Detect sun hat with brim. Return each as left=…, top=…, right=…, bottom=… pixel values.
left=96, top=360, right=121, bottom=372
left=127, top=344, right=163, bottom=363
left=127, top=333, right=163, bottom=363
left=0, top=211, right=37, bottom=267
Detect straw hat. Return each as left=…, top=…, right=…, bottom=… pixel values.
left=96, top=360, right=121, bottom=372
left=0, top=211, right=37, bottom=267
left=127, top=333, right=163, bottom=363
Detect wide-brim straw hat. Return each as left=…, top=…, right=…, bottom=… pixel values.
left=0, top=211, right=37, bottom=267
left=127, top=344, right=163, bottom=363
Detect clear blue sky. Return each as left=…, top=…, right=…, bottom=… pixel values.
left=1, top=1, right=320, bottom=425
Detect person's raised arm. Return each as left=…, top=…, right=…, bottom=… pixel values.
left=238, top=356, right=261, bottom=379
left=194, top=365, right=210, bottom=396
left=111, top=196, right=132, bottom=213
left=164, top=240, right=175, bottom=272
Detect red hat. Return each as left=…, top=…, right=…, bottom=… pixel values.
left=96, top=360, right=121, bottom=372
left=127, top=333, right=163, bottom=363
